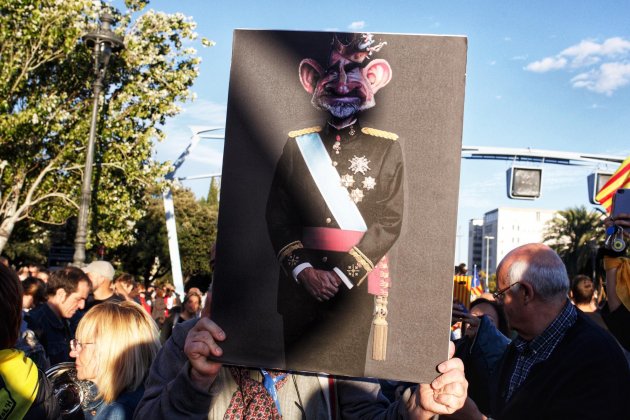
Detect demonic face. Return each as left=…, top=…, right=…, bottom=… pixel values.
left=299, top=43, right=392, bottom=121
left=57, top=281, right=90, bottom=319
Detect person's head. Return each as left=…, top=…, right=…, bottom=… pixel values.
left=0, top=256, right=9, bottom=267
left=183, top=292, right=202, bottom=317
left=467, top=297, right=510, bottom=337
left=70, top=301, right=160, bottom=403
left=114, top=273, right=136, bottom=297
left=456, top=263, right=467, bottom=275
left=494, top=243, right=569, bottom=339
left=0, top=264, right=22, bottom=349
left=570, top=274, right=595, bottom=306
left=37, top=269, right=50, bottom=283
left=17, top=266, right=30, bottom=280
left=28, top=263, right=40, bottom=276
left=83, top=261, right=115, bottom=290
left=46, top=267, right=91, bottom=319
left=21, top=276, right=47, bottom=310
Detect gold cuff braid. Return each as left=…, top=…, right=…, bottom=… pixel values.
left=278, top=241, right=303, bottom=262
left=349, top=246, right=374, bottom=272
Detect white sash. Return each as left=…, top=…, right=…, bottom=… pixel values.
left=295, top=133, right=368, bottom=232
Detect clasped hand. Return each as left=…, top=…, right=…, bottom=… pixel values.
left=297, top=267, right=342, bottom=301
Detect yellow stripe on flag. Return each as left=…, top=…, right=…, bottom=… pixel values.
left=596, top=155, right=630, bottom=214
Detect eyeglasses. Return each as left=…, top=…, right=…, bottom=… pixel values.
left=70, top=339, right=94, bottom=353
left=493, top=281, right=521, bottom=301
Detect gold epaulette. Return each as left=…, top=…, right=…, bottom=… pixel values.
left=361, top=127, right=399, bottom=141
left=288, top=126, right=323, bottom=138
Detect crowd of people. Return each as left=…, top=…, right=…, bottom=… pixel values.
left=1, top=213, right=630, bottom=419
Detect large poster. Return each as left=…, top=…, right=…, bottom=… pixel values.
left=212, top=29, right=467, bottom=383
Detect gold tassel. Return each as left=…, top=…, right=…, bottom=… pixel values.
left=372, top=295, right=388, bottom=361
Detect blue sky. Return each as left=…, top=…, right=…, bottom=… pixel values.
left=118, top=0, right=630, bottom=262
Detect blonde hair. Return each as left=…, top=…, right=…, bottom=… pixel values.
left=75, top=301, right=160, bottom=403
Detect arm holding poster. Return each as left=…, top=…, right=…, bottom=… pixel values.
left=135, top=308, right=468, bottom=419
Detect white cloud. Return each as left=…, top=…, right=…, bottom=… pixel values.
left=504, top=37, right=512, bottom=42
left=524, top=56, right=567, bottom=73
left=348, top=21, right=366, bottom=30
left=571, top=62, right=630, bottom=95
left=525, top=37, right=630, bottom=95
left=489, top=60, right=496, bottom=66
left=512, top=54, right=528, bottom=61
left=495, top=95, right=502, bottom=100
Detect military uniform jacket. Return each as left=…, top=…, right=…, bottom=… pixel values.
left=266, top=121, right=404, bottom=296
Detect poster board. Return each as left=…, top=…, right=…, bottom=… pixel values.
left=211, top=29, right=467, bottom=383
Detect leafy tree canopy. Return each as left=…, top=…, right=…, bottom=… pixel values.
left=0, top=0, right=208, bottom=254
left=115, top=185, right=218, bottom=285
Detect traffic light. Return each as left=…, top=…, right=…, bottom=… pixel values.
left=587, top=171, right=613, bottom=205
left=506, top=166, right=542, bottom=200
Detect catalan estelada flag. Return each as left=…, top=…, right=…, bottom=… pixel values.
left=596, top=155, right=630, bottom=214
left=471, top=265, right=483, bottom=297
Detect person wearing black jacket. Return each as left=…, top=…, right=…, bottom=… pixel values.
left=452, top=243, right=630, bottom=419
left=0, top=263, right=59, bottom=419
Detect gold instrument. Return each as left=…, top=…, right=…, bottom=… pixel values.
left=45, top=362, right=102, bottom=416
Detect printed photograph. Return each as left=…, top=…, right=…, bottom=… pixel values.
left=211, top=29, right=467, bottom=382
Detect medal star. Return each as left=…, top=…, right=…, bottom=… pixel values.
left=340, top=174, right=355, bottom=188
left=287, top=255, right=299, bottom=267
left=362, top=176, right=376, bottom=190
left=349, top=156, right=370, bottom=175
left=350, top=188, right=364, bottom=203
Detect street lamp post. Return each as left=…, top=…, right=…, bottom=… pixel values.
left=484, top=235, right=494, bottom=292
left=73, top=12, right=124, bottom=267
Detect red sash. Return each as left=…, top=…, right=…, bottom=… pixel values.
left=302, top=227, right=390, bottom=296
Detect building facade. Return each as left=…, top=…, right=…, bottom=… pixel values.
left=479, top=207, right=558, bottom=279
left=467, top=219, right=483, bottom=272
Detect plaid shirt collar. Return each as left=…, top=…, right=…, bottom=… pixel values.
left=506, top=299, right=576, bottom=401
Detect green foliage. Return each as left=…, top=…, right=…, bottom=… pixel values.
left=0, top=0, right=208, bottom=254
left=543, top=206, right=605, bottom=278
left=205, top=176, right=220, bottom=207
left=115, top=186, right=217, bottom=284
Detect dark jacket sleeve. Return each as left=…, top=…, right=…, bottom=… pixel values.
left=133, top=319, right=214, bottom=419
left=337, top=377, right=412, bottom=419
left=601, top=302, right=630, bottom=351
left=22, top=369, right=60, bottom=420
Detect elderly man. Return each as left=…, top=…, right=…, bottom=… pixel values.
left=452, top=243, right=630, bottom=420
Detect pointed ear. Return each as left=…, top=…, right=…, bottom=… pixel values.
left=363, top=59, right=392, bottom=93
left=299, top=59, right=324, bottom=94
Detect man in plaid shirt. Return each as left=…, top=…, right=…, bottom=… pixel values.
left=453, top=243, right=630, bottom=420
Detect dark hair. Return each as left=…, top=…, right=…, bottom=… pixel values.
left=114, top=273, right=135, bottom=286
left=571, top=274, right=594, bottom=305
left=22, top=276, right=48, bottom=306
left=470, top=297, right=510, bottom=336
left=184, top=291, right=202, bottom=306
left=47, top=266, right=90, bottom=297
left=0, top=264, right=23, bottom=348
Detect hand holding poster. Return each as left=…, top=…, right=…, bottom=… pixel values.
left=211, top=29, right=467, bottom=383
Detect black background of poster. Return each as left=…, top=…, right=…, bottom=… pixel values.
left=211, top=29, right=467, bottom=382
